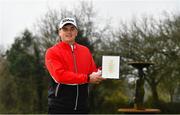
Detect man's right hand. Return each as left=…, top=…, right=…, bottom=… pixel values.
left=89, top=71, right=106, bottom=84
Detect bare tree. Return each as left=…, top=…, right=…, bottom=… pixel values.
left=102, top=12, right=180, bottom=107
left=34, top=1, right=104, bottom=53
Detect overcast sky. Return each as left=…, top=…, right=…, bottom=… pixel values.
left=0, top=0, right=179, bottom=49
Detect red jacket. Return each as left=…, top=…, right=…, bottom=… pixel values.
left=45, top=41, right=97, bottom=84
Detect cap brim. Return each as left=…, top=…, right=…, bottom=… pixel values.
left=59, top=22, right=77, bottom=29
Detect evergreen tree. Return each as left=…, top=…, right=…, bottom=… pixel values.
left=6, top=29, right=47, bottom=113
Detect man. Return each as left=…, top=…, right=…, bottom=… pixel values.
left=45, top=17, right=105, bottom=114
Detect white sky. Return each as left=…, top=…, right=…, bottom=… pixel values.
left=0, top=0, right=179, bottom=49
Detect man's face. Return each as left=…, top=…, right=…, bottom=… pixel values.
left=59, top=24, right=78, bottom=44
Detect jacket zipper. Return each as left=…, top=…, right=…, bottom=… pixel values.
left=72, top=45, right=79, bottom=110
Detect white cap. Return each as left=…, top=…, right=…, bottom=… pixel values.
left=58, top=17, right=77, bottom=29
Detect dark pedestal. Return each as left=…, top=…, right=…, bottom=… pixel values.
left=128, top=62, right=154, bottom=110
left=118, top=62, right=160, bottom=114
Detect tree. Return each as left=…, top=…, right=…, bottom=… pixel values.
left=0, top=49, right=17, bottom=113
left=107, top=13, right=180, bottom=108
left=157, top=13, right=180, bottom=102
left=35, top=1, right=99, bottom=53
left=6, top=29, right=47, bottom=113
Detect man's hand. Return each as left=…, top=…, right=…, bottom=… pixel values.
left=89, top=70, right=106, bottom=84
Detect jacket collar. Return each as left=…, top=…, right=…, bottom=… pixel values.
left=58, top=41, right=77, bottom=51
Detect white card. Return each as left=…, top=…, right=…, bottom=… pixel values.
left=102, top=56, right=120, bottom=79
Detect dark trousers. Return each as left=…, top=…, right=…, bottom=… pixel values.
left=48, top=106, right=89, bottom=114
